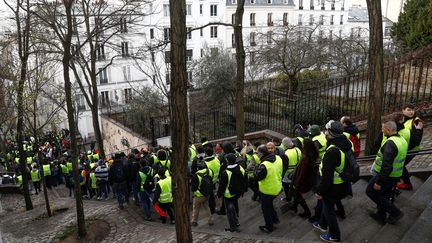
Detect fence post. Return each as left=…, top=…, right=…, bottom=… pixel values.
left=213, top=111, right=216, bottom=140
left=267, top=91, right=271, bottom=128
left=292, top=99, right=297, bottom=136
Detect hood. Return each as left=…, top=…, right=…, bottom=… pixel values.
left=328, top=135, right=352, bottom=152
left=397, top=123, right=405, bottom=132
left=261, top=153, right=276, bottom=163
left=344, top=124, right=359, bottom=136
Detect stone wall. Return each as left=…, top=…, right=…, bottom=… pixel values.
left=100, top=114, right=150, bottom=157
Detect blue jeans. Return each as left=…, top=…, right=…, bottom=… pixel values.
left=366, top=174, right=400, bottom=220
left=319, top=197, right=341, bottom=239
left=112, top=182, right=127, bottom=206
left=97, top=180, right=108, bottom=199
left=132, top=183, right=140, bottom=203
left=139, top=191, right=152, bottom=218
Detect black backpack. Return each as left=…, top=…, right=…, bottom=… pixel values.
left=228, top=169, right=248, bottom=196
left=338, top=149, right=360, bottom=183
left=113, top=164, right=126, bottom=181
left=198, top=170, right=213, bottom=197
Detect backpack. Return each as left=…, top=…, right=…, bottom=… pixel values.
left=348, top=134, right=361, bottom=157
left=198, top=170, right=213, bottom=197
left=228, top=169, right=248, bottom=196
left=113, top=165, right=126, bottom=181
left=338, top=149, right=360, bottom=183
left=235, top=154, right=246, bottom=169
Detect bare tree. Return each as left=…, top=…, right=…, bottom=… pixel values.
left=365, top=0, right=385, bottom=155
left=4, top=0, right=33, bottom=211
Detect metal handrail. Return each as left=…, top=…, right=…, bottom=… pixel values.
left=357, top=148, right=432, bottom=162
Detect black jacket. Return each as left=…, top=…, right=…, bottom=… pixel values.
left=373, top=123, right=409, bottom=155
left=255, top=153, right=276, bottom=181
left=376, top=133, right=402, bottom=185
left=315, top=135, right=351, bottom=199
left=343, top=124, right=360, bottom=136
left=404, top=115, right=423, bottom=150
left=136, top=166, right=154, bottom=193
left=217, top=164, right=247, bottom=199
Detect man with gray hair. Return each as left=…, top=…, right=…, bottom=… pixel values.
left=367, top=121, right=408, bottom=225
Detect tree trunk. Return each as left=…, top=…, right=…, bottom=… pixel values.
left=234, top=0, right=246, bottom=140
left=91, top=99, right=105, bottom=159
left=38, top=145, right=52, bottom=217
left=169, top=0, right=192, bottom=242
left=365, top=0, right=385, bottom=155
left=17, top=60, right=33, bottom=211
left=63, top=2, right=86, bottom=237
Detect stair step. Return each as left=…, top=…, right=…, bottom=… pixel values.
left=342, top=176, right=423, bottom=243
left=399, top=199, right=432, bottom=243
left=371, top=176, right=432, bottom=243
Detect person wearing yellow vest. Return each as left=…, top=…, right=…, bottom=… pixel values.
left=203, top=146, right=220, bottom=216
left=309, top=125, right=327, bottom=164
left=367, top=121, right=407, bottom=226
left=31, top=166, right=41, bottom=194
left=188, top=142, right=197, bottom=168
left=153, top=168, right=175, bottom=224
left=89, top=170, right=98, bottom=199
left=137, top=161, right=154, bottom=220
left=397, top=104, right=424, bottom=190
left=155, top=150, right=171, bottom=171
left=191, top=162, right=214, bottom=227
left=280, top=137, right=302, bottom=203
left=314, top=120, right=351, bottom=243
left=245, top=146, right=261, bottom=201
left=42, top=162, right=52, bottom=189
left=17, top=174, right=23, bottom=186
left=217, top=153, right=247, bottom=232
left=255, top=145, right=282, bottom=233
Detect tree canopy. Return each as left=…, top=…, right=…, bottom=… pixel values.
left=391, top=0, right=432, bottom=53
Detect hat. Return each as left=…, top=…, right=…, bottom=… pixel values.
left=325, top=120, right=344, bottom=137
left=308, top=125, right=321, bottom=137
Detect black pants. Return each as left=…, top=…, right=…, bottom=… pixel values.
left=401, top=154, right=415, bottom=185
left=249, top=177, right=260, bottom=200
left=209, top=190, right=216, bottom=214
left=260, top=193, right=278, bottom=231
left=319, top=197, right=341, bottom=238
left=282, top=182, right=292, bottom=201
left=366, top=175, right=401, bottom=220
left=33, top=181, right=41, bottom=194
left=225, top=197, right=239, bottom=230
left=159, top=202, right=175, bottom=223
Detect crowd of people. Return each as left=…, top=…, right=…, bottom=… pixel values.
left=0, top=104, right=424, bottom=243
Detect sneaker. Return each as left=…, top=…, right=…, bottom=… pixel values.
left=191, top=222, right=198, bottom=227
left=369, top=212, right=386, bottom=226
left=320, top=233, right=341, bottom=242
left=387, top=211, right=404, bottom=224
left=313, top=222, right=328, bottom=232
left=396, top=183, right=413, bottom=190
left=259, top=225, right=273, bottom=234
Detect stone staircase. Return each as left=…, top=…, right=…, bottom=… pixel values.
left=193, top=175, right=432, bottom=243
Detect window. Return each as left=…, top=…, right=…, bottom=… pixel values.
left=299, top=0, right=303, bottom=9
left=321, top=0, right=325, bottom=10
left=77, top=95, right=86, bottom=111
left=267, top=13, right=273, bottom=26
left=319, top=15, right=324, bottom=25
left=267, top=0, right=272, bottom=4
left=187, top=27, right=192, bottom=39
left=283, top=13, right=288, bottom=26
left=210, top=26, right=217, bottom=38
left=186, top=49, right=193, bottom=61
left=122, top=66, right=131, bottom=81
left=283, top=0, right=288, bottom=3
left=250, top=51, right=256, bottom=64
left=341, top=0, right=345, bottom=10
left=267, top=31, right=272, bottom=44
left=330, top=15, right=334, bottom=25
left=186, top=4, right=192, bottom=16
left=165, top=51, right=171, bottom=63
left=165, top=73, right=170, bottom=85
left=250, top=32, right=256, bottom=46
left=121, top=42, right=129, bottom=57
left=232, top=33, right=235, bottom=47
left=99, top=68, right=108, bottom=84
left=187, top=71, right=193, bottom=83
left=164, top=28, right=170, bottom=41
left=384, top=26, right=391, bottom=37
left=200, top=48, right=204, bottom=57
left=120, top=18, right=127, bottom=33
left=232, top=0, right=236, bottom=4
left=232, top=14, right=235, bottom=24
left=163, top=4, right=170, bottom=16
left=329, top=30, right=333, bottom=40
left=340, top=14, right=344, bottom=25
left=150, top=28, right=154, bottom=39
left=124, top=88, right=132, bottom=104
left=250, top=13, right=256, bottom=26
left=339, top=29, right=342, bottom=37
left=210, top=4, right=217, bottom=17
left=310, top=0, right=314, bottom=10
left=250, top=0, right=255, bottom=4
left=331, top=0, right=335, bottom=10
left=96, top=43, right=105, bottom=60
left=298, top=14, right=302, bottom=25
left=100, top=91, right=109, bottom=107
left=199, top=4, right=203, bottom=15
left=200, top=28, right=203, bottom=37
left=309, top=14, right=314, bottom=25
left=151, top=51, right=155, bottom=62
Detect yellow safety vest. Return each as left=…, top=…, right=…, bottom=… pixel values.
left=224, top=167, right=245, bottom=198
left=17, top=175, right=23, bottom=185
left=43, top=164, right=51, bottom=176
left=404, top=117, right=422, bottom=151
left=194, top=168, right=213, bottom=197
left=313, top=132, right=327, bottom=160
left=285, top=147, right=301, bottom=176
left=158, top=176, right=173, bottom=203
left=90, top=173, right=97, bottom=189
left=320, top=145, right=345, bottom=185
left=373, top=135, right=408, bottom=178
left=273, top=155, right=283, bottom=183
left=258, top=161, right=282, bottom=196
left=204, top=157, right=220, bottom=184
left=31, top=170, right=41, bottom=182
